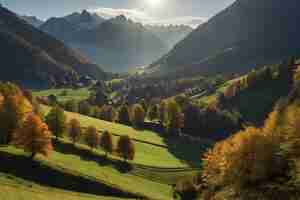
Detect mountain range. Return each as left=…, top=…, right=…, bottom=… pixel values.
left=148, top=0, right=300, bottom=77
left=21, top=15, right=44, bottom=27
left=39, top=11, right=192, bottom=72
left=0, top=6, right=106, bottom=88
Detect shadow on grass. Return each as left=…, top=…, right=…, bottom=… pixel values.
left=53, top=140, right=132, bottom=173
left=0, top=150, right=139, bottom=199
left=162, top=135, right=210, bottom=167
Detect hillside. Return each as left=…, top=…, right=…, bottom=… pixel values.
left=0, top=6, right=106, bottom=88
left=145, top=24, right=193, bottom=49
left=41, top=14, right=169, bottom=72
left=149, top=0, right=300, bottom=78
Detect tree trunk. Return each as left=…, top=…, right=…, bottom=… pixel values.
left=30, top=152, right=36, bottom=160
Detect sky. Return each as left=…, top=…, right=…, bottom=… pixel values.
left=2, top=0, right=235, bottom=27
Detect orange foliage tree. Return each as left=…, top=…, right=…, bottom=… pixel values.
left=117, top=135, right=135, bottom=162
left=0, top=94, right=32, bottom=144
left=85, top=126, right=99, bottom=150
left=68, top=119, right=81, bottom=144
left=11, top=114, right=53, bottom=159
left=100, top=130, right=114, bottom=157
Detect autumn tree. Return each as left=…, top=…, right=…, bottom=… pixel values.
left=246, top=70, right=258, bottom=88
left=166, top=100, right=184, bottom=135
left=85, top=126, right=99, bottom=150
left=159, top=101, right=167, bottom=125
left=131, top=104, right=146, bottom=128
left=78, top=101, right=92, bottom=116
left=100, top=131, right=113, bottom=157
left=118, top=105, right=131, bottom=126
left=11, top=114, right=52, bottom=159
left=64, top=100, right=79, bottom=113
left=148, top=104, right=159, bottom=121
left=0, top=94, right=32, bottom=144
left=98, top=105, right=117, bottom=122
left=68, top=119, right=81, bottom=144
left=117, top=135, right=135, bottom=162
left=224, top=84, right=236, bottom=99
left=45, top=106, right=66, bottom=140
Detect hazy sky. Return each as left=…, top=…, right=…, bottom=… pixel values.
left=2, top=0, right=235, bottom=26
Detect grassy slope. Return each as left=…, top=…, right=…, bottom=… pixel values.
left=33, top=88, right=90, bottom=102
left=42, top=105, right=209, bottom=167
left=0, top=146, right=174, bottom=200
left=0, top=173, right=131, bottom=200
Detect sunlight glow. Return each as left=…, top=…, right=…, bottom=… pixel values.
left=145, top=0, right=163, bottom=8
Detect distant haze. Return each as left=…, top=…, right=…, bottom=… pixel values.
left=3, top=0, right=235, bottom=27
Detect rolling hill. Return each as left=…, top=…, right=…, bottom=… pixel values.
left=0, top=6, right=106, bottom=88
left=149, top=0, right=300, bottom=77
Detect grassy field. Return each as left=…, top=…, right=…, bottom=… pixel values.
left=0, top=172, right=132, bottom=200
left=0, top=145, right=197, bottom=200
left=33, top=88, right=90, bottom=102
left=42, top=105, right=210, bottom=167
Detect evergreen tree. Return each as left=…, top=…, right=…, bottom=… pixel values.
left=148, top=104, right=159, bottom=121
left=132, top=104, right=146, bottom=128
left=166, top=100, right=184, bottom=135
left=45, top=106, right=66, bottom=140
left=118, top=105, right=131, bottom=126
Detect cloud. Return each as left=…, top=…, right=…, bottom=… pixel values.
left=89, top=7, right=206, bottom=28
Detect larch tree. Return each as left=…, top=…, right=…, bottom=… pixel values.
left=45, top=106, right=66, bottom=140
left=100, top=130, right=113, bottom=157
left=68, top=119, right=81, bottom=144
left=85, top=126, right=99, bottom=150
left=117, top=135, right=135, bottom=162
left=11, top=114, right=53, bottom=159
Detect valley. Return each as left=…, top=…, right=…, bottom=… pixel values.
left=2, top=0, right=300, bottom=199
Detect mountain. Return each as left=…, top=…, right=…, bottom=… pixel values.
left=145, top=24, right=193, bottom=49
left=41, top=15, right=169, bottom=72
left=64, top=10, right=105, bottom=30
left=21, top=15, right=44, bottom=27
left=149, top=0, right=300, bottom=77
left=0, top=6, right=106, bottom=88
